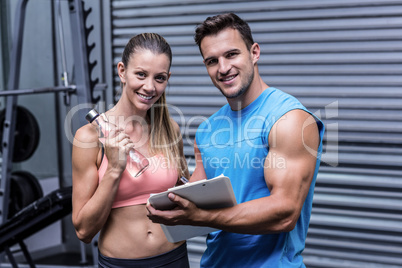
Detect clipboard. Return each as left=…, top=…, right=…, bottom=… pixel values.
left=148, top=174, right=237, bottom=243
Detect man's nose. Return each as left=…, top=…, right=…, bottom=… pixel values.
left=218, top=58, right=231, bottom=75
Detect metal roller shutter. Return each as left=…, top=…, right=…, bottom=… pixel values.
left=110, top=1, right=402, bottom=267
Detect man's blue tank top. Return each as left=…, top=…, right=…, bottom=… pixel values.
left=195, top=87, right=325, bottom=267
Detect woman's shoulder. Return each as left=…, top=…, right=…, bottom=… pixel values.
left=73, top=123, right=99, bottom=147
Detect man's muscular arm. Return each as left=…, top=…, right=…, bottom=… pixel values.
left=147, top=110, right=320, bottom=234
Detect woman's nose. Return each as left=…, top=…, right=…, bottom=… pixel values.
left=142, top=78, right=155, bottom=92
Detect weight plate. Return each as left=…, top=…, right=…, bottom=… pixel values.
left=8, top=170, right=43, bottom=219
left=0, top=105, right=40, bottom=162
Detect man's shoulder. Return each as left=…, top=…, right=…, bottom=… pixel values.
left=198, top=104, right=231, bottom=128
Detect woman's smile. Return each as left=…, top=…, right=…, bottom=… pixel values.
left=137, top=92, right=154, bottom=101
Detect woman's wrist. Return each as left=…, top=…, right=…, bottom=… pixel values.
left=105, top=165, right=125, bottom=178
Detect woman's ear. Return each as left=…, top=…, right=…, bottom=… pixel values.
left=117, top=62, right=126, bottom=83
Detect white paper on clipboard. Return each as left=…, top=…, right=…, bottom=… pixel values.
left=148, top=174, right=237, bottom=243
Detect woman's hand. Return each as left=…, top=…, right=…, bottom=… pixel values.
left=104, top=128, right=135, bottom=173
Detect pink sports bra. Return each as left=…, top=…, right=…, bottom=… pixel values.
left=97, top=152, right=179, bottom=208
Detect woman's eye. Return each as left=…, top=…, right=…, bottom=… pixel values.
left=137, top=72, right=146, bottom=78
left=156, top=75, right=167, bottom=82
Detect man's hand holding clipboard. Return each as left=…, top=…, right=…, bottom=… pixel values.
left=146, top=175, right=237, bottom=242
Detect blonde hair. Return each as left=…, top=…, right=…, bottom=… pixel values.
left=148, top=94, right=186, bottom=177
left=122, top=33, right=186, bottom=177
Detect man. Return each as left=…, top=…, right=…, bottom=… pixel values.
left=147, top=13, right=325, bottom=267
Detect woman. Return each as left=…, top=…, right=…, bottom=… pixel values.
left=72, top=33, right=190, bottom=267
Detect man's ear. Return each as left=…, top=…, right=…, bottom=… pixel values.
left=117, top=62, right=126, bottom=83
left=251, top=43, right=260, bottom=64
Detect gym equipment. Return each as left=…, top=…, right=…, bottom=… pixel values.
left=0, top=0, right=103, bottom=223
left=0, top=0, right=105, bottom=266
left=0, top=186, right=72, bottom=268
left=0, top=106, right=40, bottom=163
left=8, top=171, right=43, bottom=219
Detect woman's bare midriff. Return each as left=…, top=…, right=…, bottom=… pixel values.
left=98, top=204, right=184, bottom=259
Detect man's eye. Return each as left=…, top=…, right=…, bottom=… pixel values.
left=206, top=59, right=217, bottom=65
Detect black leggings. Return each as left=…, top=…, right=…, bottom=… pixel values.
left=98, top=242, right=189, bottom=268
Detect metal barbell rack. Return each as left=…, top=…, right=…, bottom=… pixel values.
left=0, top=0, right=105, bottom=266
